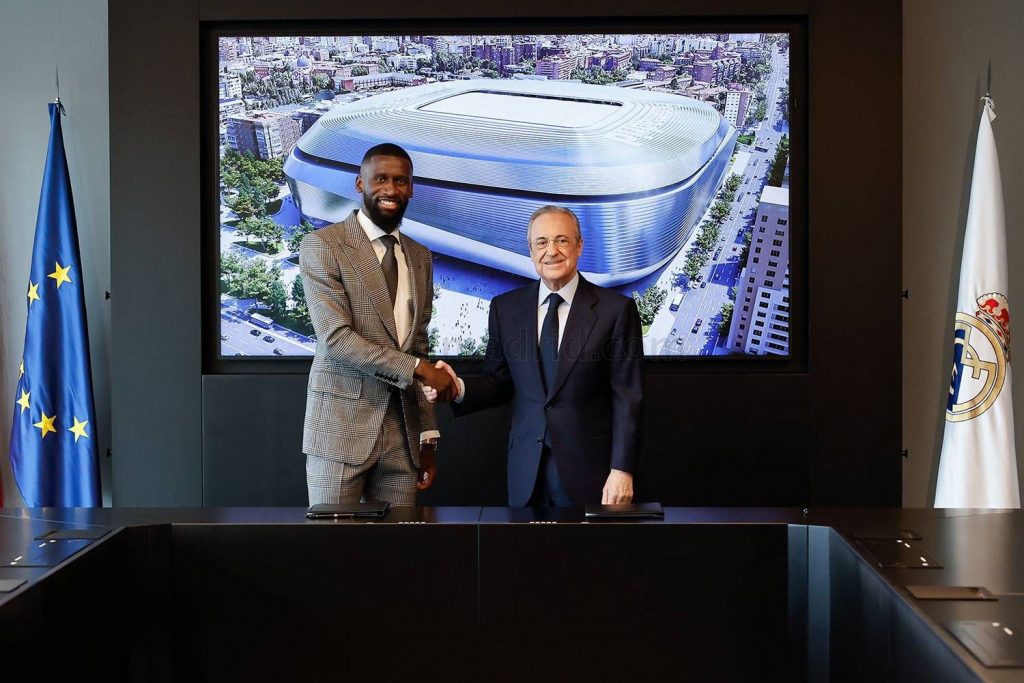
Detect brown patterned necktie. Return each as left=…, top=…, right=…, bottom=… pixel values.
left=379, top=234, right=398, bottom=306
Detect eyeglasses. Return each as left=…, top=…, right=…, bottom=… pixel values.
left=530, top=236, right=577, bottom=251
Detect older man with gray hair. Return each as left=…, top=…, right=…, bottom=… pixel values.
left=424, top=205, right=644, bottom=506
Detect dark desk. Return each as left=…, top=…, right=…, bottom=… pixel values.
left=806, top=508, right=1024, bottom=683
left=1, top=508, right=1021, bottom=682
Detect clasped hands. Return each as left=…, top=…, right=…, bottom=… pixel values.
left=415, top=360, right=460, bottom=403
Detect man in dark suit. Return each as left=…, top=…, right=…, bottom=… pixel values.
left=423, top=206, right=643, bottom=506
left=300, top=143, right=455, bottom=506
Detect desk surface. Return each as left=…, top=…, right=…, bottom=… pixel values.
left=1, top=507, right=1022, bottom=682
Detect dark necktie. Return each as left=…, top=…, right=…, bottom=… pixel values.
left=379, top=234, right=398, bottom=306
left=539, top=292, right=563, bottom=392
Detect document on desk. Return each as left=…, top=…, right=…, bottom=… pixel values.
left=906, top=585, right=996, bottom=601
left=306, top=502, right=390, bottom=519
left=584, top=502, right=664, bottom=519
left=0, top=579, right=27, bottom=593
left=947, top=620, right=1024, bottom=667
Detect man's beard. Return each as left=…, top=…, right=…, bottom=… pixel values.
left=361, top=195, right=407, bottom=233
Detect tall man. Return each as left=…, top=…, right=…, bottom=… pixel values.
left=424, top=206, right=643, bottom=506
left=300, top=143, right=455, bottom=506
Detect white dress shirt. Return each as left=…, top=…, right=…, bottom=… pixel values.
left=356, top=210, right=439, bottom=445
left=356, top=209, right=413, bottom=346
left=536, top=272, right=580, bottom=349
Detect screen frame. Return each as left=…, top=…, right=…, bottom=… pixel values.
left=201, top=16, right=807, bottom=376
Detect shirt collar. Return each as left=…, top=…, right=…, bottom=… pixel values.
left=538, top=272, right=580, bottom=309
left=356, top=208, right=401, bottom=244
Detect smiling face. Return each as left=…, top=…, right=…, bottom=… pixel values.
left=528, top=210, right=583, bottom=292
left=355, top=154, right=413, bottom=233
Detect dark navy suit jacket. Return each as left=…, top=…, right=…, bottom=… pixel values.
left=455, top=275, right=644, bottom=505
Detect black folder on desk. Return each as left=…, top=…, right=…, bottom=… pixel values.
left=306, top=502, right=390, bottom=519
left=585, top=502, right=664, bottom=519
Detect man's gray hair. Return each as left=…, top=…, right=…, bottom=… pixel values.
left=527, top=205, right=582, bottom=241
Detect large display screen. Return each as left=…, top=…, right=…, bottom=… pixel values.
left=215, top=32, right=792, bottom=358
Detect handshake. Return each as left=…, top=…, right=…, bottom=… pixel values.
left=414, top=360, right=461, bottom=404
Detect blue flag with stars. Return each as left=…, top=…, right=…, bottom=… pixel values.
left=9, top=102, right=100, bottom=507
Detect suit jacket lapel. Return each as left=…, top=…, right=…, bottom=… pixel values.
left=548, top=276, right=597, bottom=401
left=340, top=213, right=400, bottom=346
left=518, top=281, right=546, bottom=397
left=400, top=233, right=422, bottom=352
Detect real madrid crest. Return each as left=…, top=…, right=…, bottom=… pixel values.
left=946, top=293, right=1012, bottom=422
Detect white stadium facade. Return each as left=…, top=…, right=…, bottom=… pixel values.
left=284, top=79, right=736, bottom=285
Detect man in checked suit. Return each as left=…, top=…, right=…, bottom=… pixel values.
left=423, top=206, right=643, bottom=506
left=300, top=143, right=456, bottom=506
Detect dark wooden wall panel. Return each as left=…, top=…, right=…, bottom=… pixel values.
left=110, top=0, right=203, bottom=504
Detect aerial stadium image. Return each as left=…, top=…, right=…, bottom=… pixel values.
left=216, top=33, right=791, bottom=358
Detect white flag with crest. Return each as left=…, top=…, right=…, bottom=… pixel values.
left=935, top=96, right=1020, bottom=508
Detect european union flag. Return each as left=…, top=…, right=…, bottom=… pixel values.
left=9, top=102, right=100, bottom=507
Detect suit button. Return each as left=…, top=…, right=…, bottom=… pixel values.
left=544, top=405, right=551, bottom=412
left=536, top=438, right=543, bottom=445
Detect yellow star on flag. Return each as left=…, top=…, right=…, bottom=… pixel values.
left=27, top=281, right=40, bottom=305
left=48, top=262, right=72, bottom=289
left=34, top=411, right=57, bottom=439
left=19, top=359, right=24, bottom=377
left=68, top=416, right=90, bottom=443
left=16, top=389, right=30, bottom=414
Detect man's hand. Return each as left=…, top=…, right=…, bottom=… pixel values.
left=415, top=360, right=456, bottom=403
left=420, top=360, right=460, bottom=403
left=602, top=469, right=634, bottom=504
left=417, top=442, right=437, bottom=491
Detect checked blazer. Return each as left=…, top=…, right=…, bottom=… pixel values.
left=300, top=211, right=437, bottom=467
